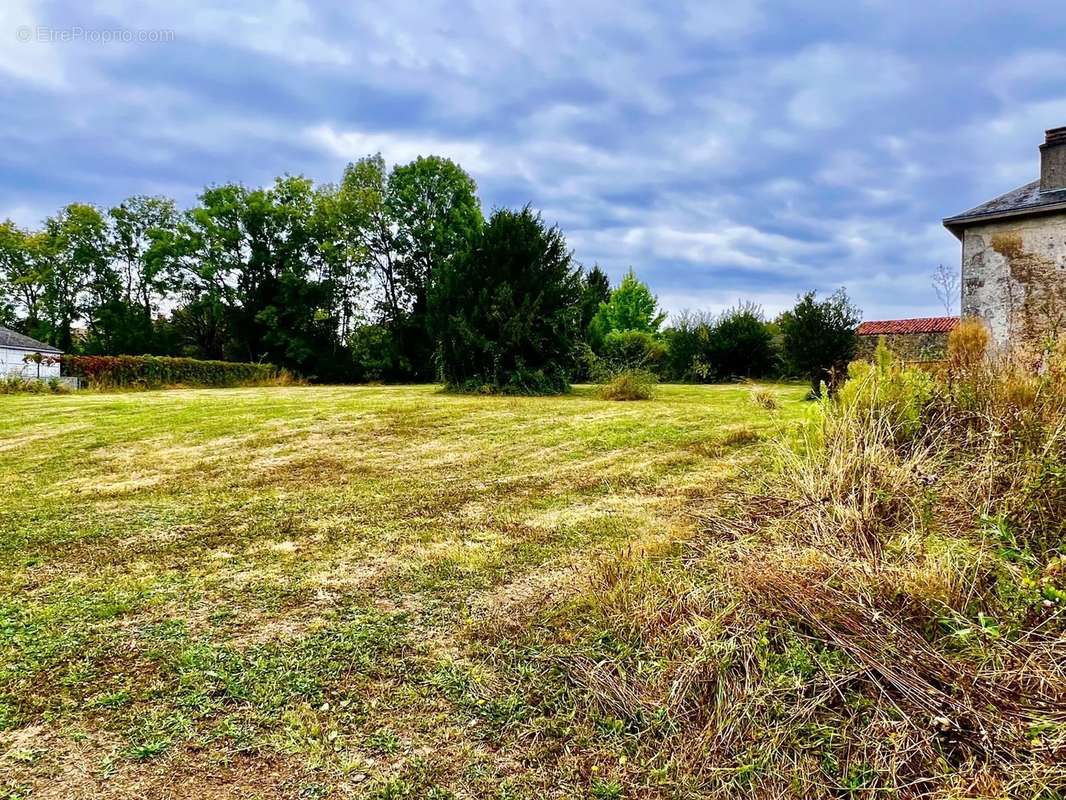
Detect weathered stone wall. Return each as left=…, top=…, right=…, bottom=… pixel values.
left=961, top=215, right=1066, bottom=347
left=857, top=332, right=950, bottom=361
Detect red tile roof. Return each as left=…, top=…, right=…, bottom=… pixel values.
left=857, top=317, right=959, bottom=336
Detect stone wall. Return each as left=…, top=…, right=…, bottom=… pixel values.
left=961, top=214, right=1066, bottom=347
left=857, top=332, right=950, bottom=362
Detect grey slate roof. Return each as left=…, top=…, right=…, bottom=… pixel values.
left=943, top=180, right=1066, bottom=238
left=0, top=326, right=62, bottom=353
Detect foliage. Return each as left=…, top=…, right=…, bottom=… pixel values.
left=588, top=268, right=665, bottom=349
left=348, top=323, right=407, bottom=382
left=836, top=340, right=937, bottom=442
left=599, top=329, right=666, bottom=373
left=579, top=265, right=611, bottom=336
left=661, top=307, right=778, bottom=382
left=429, top=207, right=583, bottom=394
left=598, top=368, right=657, bottom=401
left=0, top=154, right=482, bottom=383
left=61, top=354, right=279, bottom=389
left=779, top=289, right=861, bottom=396
left=705, top=302, right=774, bottom=379
left=0, top=376, right=71, bottom=395
left=661, top=310, right=715, bottom=381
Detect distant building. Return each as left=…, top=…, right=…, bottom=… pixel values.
left=0, top=327, right=62, bottom=379
left=944, top=127, right=1066, bottom=347
left=856, top=317, right=958, bottom=362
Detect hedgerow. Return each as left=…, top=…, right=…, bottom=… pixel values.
left=61, top=355, right=279, bottom=389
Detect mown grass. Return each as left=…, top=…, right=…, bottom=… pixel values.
left=0, top=382, right=807, bottom=798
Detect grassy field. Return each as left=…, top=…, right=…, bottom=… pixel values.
left=0, top=383, right=808, bottom=799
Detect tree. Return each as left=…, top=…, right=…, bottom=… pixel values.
left=429, top=207, right=583, bottom=394
left=579, top=264, right=611, bottom=335
left=386, top=156, right=482, bottom=379
left=932, top=263, right=959, bottom=315
left=779, top=289, right=861, bottom=396
left=337, top=155, right=402, bottom=322
left=706, top=302, right=774, bottom=379
left=110, top=196, right=179, bottom=319
left=662, top=310, right=714, bottom=382
left=388, top=156, right=483, bottom=306
left=41, top=203, right=112, bottom=351
left=0, top=221, right=47, bottom=333
left=588, top=268, right=665, bottom=349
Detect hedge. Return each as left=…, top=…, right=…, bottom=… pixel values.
left=61, top=355, right=279, bottom=389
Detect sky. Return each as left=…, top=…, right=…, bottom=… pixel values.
left=2, top=0, right=1066, bottom=321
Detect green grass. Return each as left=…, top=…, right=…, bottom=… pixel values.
left=0, top=383, right=807, bottom=797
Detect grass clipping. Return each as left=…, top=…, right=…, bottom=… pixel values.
left=477, top=327, right=1066, bottom=798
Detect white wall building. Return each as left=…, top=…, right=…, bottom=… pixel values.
left=0, top=327, right=62, bottom=379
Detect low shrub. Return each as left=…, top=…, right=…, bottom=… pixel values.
left=599, top=369, right=657, bottom=401
left=599, top=330, right=666, bottom=374
left=0, top=375, right=72, bottom=395
left=62, top=355, right=280, bottom=389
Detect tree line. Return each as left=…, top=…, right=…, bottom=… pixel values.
left=0, top=153, right=860, bottom=392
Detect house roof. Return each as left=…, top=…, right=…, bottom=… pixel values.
left=857, top=317, right=959, bottom=336
left=943, top=180, right=1066, bottom=239
left=0, top=326, right=62, bottom=353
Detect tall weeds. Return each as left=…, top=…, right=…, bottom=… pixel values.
left=476, top=328, right=1066, bottom=798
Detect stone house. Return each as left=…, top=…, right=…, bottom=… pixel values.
left=856, top=317, right=958, bottom=361
left=943, top=127, right=1066, bottom=347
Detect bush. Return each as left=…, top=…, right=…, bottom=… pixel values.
left=599, top=329, right=666, bottom=374
left=0, top=375, right=72, bottom=394
left=706, top=302, right=775, bottom=379
left=429, top=207, right=583, bottom=395
left=598, top=369, right=657, bottom=401
left=661, top=310, right=714, bottom=382
left=62, top=355, right=279, bottom=389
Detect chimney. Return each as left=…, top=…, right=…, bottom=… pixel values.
left=1040, top=126, right=1066, bottom=192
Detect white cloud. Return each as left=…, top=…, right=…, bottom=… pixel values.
left=304, top=124, right=495, bottom=174
left=0, top=0, right=66, bottom=87
left=771, top=44, right=913, bottom=130
left=93, top=0, right=350, bottom=65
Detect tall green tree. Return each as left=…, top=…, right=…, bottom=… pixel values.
left=0, top=221, right=48, bottom=334
left=110, top=196, right=178, bottom=319
left=779, top=289, right=861, bottom=396
left=388, top=156, right=483, bottom=308
left=40, top=203, right=112, bottom=351
left=588, top=268, right=665, bottom=348
left=429, top=207, right=583, bottom=394
left=579, top=264, right=611, bottom=335
left=337, top=155, right=401, bottom=322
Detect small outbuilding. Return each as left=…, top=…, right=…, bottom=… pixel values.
left=0, top=326, right=63, bottom=379
left=856, top=316, right=959, bottom=362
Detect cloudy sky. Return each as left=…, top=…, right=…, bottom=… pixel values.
left=2, top=0, right=1065, bottom=320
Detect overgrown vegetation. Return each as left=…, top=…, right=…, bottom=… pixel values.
left=474, top=327, right=1065, bottom=798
